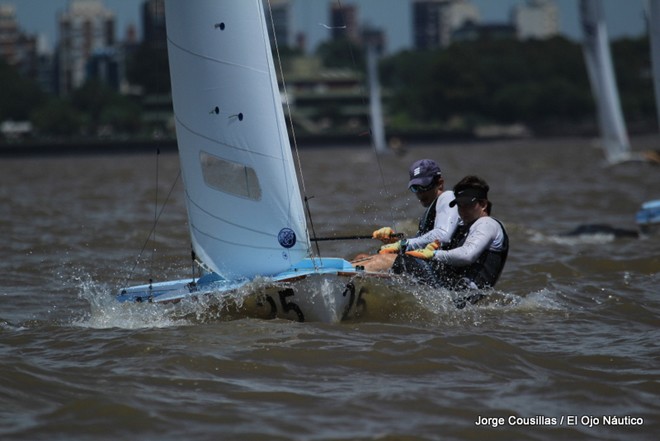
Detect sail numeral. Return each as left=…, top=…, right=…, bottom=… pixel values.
left=257, top=295, right=278, bottom=319
left=277, top=288, right=305, bottom=322
left=341, top=282, right=367, bottom=320
left=355, top=287, right=367, bottom=315
left=261, top=289, right=304, bottom=322
left=341, top=282, right=356, bottom=320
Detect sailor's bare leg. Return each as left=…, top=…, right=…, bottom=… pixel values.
left=350, top=253, right=397, bottom=272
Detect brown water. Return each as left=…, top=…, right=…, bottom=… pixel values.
left=1, top=136, right=658, bottom=440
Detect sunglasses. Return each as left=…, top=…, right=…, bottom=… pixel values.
left=456, top=199, right=478, bottom=208
left=410, top=183, right=435, bottom=193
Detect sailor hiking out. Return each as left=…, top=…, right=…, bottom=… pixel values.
left=395, top=175, right=509, bottom=304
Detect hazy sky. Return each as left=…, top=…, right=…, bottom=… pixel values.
left=6, top=0, right=650, bottom=53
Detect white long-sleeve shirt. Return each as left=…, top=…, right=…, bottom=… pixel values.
left=406, top=191, right=460, bottom=250
left=432, top=216, right=506, bottom=266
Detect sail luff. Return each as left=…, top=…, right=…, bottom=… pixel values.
left=579, top=0, right=632, bottom=163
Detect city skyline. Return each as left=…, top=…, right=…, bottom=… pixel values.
left=5, top=0, right=650, bottom=54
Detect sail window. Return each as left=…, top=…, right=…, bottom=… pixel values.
left=200, top=152, right=262, bottom=200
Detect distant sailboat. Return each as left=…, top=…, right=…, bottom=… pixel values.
left=116, top=0, right=391, bottom=322
left=636, top=199, right=660, bottom=235
left=366, top=42, right=387, bottom=154
left=648, top=0, right=660, bottom=130
left=637, top=1, right=660, bottom=235
left=579, top=0, right=633, bottom=163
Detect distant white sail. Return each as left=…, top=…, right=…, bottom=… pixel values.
left=648, top=0, right=660, bottom=130
left=579, top=0, right=632, bottom=163
left=164, top=0, right=311, bottom=279
left=366, top=43, right=387, bottom=154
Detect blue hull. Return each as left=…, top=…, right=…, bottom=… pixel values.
left=116, top=257, right=358, bottom=303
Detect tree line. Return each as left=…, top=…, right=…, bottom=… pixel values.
left=377, top=35, right=655, bottom=134
left=0, top=35, right=655, bottom=140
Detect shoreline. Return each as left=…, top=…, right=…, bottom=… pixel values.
left=0, top=134, right=471, bottom=157
left=1, top=131, right=658, bottom=157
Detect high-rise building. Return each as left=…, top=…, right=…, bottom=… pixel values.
left=264, top=0, right=291, bottom=47
left=0, top=4, right=38, bottom=77
left=448, top=0, right=480, bottom=32
left=0, top=3, right=48, bottom=96
left=0, top=4, right=19, bottom=64
left=57, top=0, right=115, bottom=95
left=330, top=3, right=361, bottom=44
left=412, top=0, right=479, bottom=49
left=142, top=0, right=165, bottom=48
left=513, top=0, right=559, bottom=40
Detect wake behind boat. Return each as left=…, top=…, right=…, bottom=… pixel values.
left=115, top=0, right=396, bottom=323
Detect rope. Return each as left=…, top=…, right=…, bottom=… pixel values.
left=265, top=0, right=398, bottom=261
left=332, top=0, right=395, bottom=223
left=150, top=148, right=160, bottom=287
left=119, top=165, right=182, bottom=292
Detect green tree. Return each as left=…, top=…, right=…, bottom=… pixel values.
left=70, top=80, right=116, bottom=131
left=69, top=80, right=144, bottom=135
left=0, top=60, right=46, bottom=121
left=612, top=37, right=656, bottom=122
left=380, top=50, right=438, bottom=122
left=30, top=98, right=84, bottom=137
left=315, top=37, right=365, bottom=69
left=380, top=36, right=600, bottom=130
left=99, top=98, right=143, bottom=134
left=126, top=44, right=171, bottom=95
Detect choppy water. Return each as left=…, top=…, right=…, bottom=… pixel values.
left=1, top=136, right=658, bottom=440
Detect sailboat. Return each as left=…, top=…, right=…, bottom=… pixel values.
left=116, top=0, right=389, bottom=323
left=366, top=41, right=387, bottom=154
left=579, top=0, right=633, bottom=164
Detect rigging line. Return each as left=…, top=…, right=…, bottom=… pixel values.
left=304, top=196, right=322, bottom=256
left=333, top=0, right=397, bottom=225
left=150, top=147, right=160, bottom=286
left=265, top=0, right=320, bottom=267
left=149, top=0, right=160, bottom=288
left=118, top=167, right=182, bottom=292
left=120, top=0, right=176, bottom=292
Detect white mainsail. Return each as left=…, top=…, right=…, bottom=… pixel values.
left=579, top=0, right=632, bottom=163
left=648, top=0, right=660, bottom=130
left=164, top=0, right=311, bottom=279
left=366, top=43, right=387, bottom=154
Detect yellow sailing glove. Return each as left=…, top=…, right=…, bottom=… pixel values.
left=378, top=241, right=402, bottom=254
left=372, top=226, right=397, bottom=243
left=405, top=241, right=439, bottom=260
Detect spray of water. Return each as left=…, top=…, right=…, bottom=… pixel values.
left=72, top=267, right=567, bottom=329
